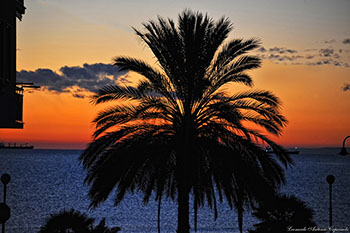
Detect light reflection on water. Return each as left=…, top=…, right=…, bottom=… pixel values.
left=0, top=148, right=349, bottom=233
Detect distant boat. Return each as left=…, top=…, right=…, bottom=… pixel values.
left=0, top=142, right=34, bottom=149
left=265, top=146, right=299, bottom=154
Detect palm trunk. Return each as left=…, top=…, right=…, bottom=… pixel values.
left=158, top=196, right=161, bottom=233
left=177, top=111, right=192, bottom=233
left=177, top=182, right=190, bottom=233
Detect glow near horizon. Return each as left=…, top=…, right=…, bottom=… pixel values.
left=0, top=0, right=349, bottom=149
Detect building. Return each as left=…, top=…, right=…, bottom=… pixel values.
left=0, top=0, right=26, bottom=128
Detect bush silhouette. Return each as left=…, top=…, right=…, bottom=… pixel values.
left=39, top=209, right=120, bottom=233
left=249, top=194, right=324, bottom=233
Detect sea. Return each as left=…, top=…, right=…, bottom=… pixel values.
left=0, top=148, right=349, bottom=233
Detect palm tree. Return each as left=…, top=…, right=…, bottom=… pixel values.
left=38, top=209, right=121, bottom=233
left=80, top=9, right=292, bottom=233
left=248, top=194, right=321, bottom=233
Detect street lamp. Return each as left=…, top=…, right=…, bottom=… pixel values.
left=339, top=136, right=349, bottom=156
left=0, top=174, right=10, bottom=203
left=0, top=174, right=11, bottom=233
left=0, top=204, right=10, bottom=230
left=326, top=175, right=335, bottom=232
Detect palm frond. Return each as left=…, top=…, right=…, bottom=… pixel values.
left=92, top=85, right=142, bottom=104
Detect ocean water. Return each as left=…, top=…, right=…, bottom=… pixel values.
left=0, top=148, right=349, bottom=233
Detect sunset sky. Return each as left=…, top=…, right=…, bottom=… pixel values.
left=0, top=0, right=349, bottom=149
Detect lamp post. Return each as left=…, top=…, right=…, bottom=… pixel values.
left=0, top=174, right=11, bottom=233
left=0, top=174, right=10, bottom=203
left=339, top=136, right=349, bottom=156
left=326, top=175, right=335, bottom=232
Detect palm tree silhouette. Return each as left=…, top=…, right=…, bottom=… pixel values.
left=80, top=9, right=292, bottom=233
left=248, top=194, right=320, bottom=233
left=38, top=209, right=121, bottom=233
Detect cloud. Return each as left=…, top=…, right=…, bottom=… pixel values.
left=257, top=47, right=267, bottom=53
left=305, top=55, right=315, bottom=59
left=263, top=54, right=303, bottom=62
left=267, top=47, right=297, bottom=54
left=255, top=43, right=349, bottom=68
left=17, top=63, right=128, bottom=98
left=306, top=60, right=349, bottom=67
left=342, top=39, right=350, bottom=44
left=319, top=48, right=334, bottom=57
left=324, top=39, right=335, bottom=44
left=343, top=84, right=350, bottom=92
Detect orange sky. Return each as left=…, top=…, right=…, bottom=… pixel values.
left=0, top=0, right=349, bottom=149
left=1, top=61, right=348, bottom=149
left=252, top=62, right=350, bottom=147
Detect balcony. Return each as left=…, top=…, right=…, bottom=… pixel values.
left=16, top=0, right=26, bottom=20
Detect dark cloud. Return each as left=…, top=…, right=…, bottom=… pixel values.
left=307, top=60, right=349, bottom=67
left=72, top=93, right=85, bottom=98
left=256, top=46, right=303, bottom=63
left=268, top=47, right=297, bottom=54
left=343, top=84, right=350, bottom=92
left=257, top=47, right=267, bottom=53
left=324, top=39, right=335, bottom=44
left=319, top=48, right=334, bottom=57
left=257, top=53, right=303, bottom=62
left=256, top=44, right=349, bottom=68
left=17, top=63, right=128, bottom=98
left=257, top=46, right=297, bottom=54
left=342, top=39, right=350, bottom=44
left=271, top=54, right=296, bottom=61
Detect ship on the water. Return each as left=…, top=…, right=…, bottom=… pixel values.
left=265, top=146, right=300, bottom=154
left=0, top=142, right=34, bottom=149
